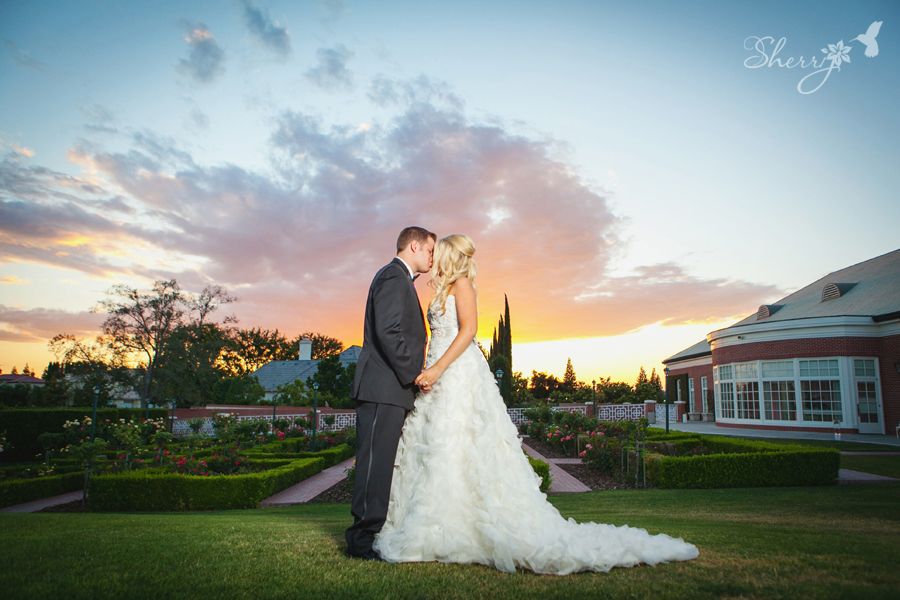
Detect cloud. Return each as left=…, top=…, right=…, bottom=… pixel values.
left=0, top=75, right=780, bottom=345
left=242, top=0, right=291, bottom=58
left=0, top=275, right=28, bottom=285
left=305, top=45, right=353, bottom=91
left=79, top=103, right=118, bottom=134
left=177, top=21, right=225, bottom=84
left=0, top=305, right=103, bottom=343
left=2, top=38, right=46, bottom=70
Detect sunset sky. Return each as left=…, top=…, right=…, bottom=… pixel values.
left=2, top=0, right=898, bottom=384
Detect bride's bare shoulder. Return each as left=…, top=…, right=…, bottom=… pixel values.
left=449, top=277, right=475, bottom=299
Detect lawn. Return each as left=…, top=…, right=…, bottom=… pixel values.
left=1, top=484, right=898, bottom=599
left=840, top=455, right=900, bottom=479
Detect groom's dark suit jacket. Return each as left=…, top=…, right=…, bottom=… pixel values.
left=352, top=257, right=427, bottom=410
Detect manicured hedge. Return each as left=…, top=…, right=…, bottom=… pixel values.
left=88, top=457, right=326, bottom=511
left=0, top=471, right=84, bottom=508
left=244, top=443, right=354, bottom=466
left=644, top=435, right=839, bottom=488
left=527, top=457, right=552, bottom=493
left=0, top=407, right=167, bottom=462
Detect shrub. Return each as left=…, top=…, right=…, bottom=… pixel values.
left=88, top=457, right=326, bottom=511
left=643, top=435, right=839, bottom=488
left=0, top=407, right=167, bottom=462
left=527, top=457, right=551, bottom=493
left=0, top=471, right=84, bottom=508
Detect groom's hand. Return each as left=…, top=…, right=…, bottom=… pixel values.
left=415, top=370, right=433, bottom=392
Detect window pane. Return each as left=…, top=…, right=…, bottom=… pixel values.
left=735, top=381, right=760, bottom=419
left=761, top=360, right=793, bottom=378
left=799, top=359, right=839, bottom=378
left=801, top=380, right=842, bottom=422
left=854, top=359, right=876, bottom=378
left=856, top=381, right=878, bottom=423
left=718, top=365, right=733, bottom=380
left=764, top=380, right=796, bottom=420
left=718, top=382, right=735, bottom=418
left=734, top=363, right=758, bottom=380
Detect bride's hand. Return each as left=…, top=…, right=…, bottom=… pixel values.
left=415, top=366, right=444, bottom=391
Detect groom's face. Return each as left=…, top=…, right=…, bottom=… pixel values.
left=411, top=238, right=435, bottom=273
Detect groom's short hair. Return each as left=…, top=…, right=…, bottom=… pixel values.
left=396, top=226, right=436, bottom=252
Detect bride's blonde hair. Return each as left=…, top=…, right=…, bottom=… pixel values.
left=430, top=234, right=477, bottom=314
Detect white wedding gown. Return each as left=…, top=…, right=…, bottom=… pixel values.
left=373, top=295, right=699, bottom=575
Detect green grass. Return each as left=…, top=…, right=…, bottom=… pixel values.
left=2, top=485, right=899, bottom=599
left=840, top=455, right=900, bottom=479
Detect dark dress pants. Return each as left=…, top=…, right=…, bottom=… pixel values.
left=345, top=400, right=408, bottom=555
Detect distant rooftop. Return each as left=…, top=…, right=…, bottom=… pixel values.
left=253, top=345, right=361, bottom=392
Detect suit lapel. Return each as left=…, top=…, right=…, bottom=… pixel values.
left=390, top=257, right=426, bottom=334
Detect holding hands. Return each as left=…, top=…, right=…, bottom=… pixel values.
left=415, top=365, right=443, bottom=393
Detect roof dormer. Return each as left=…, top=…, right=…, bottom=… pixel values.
left=821, top=282, right=856, bottom=302
left=756, top=304, right=782, bottom=320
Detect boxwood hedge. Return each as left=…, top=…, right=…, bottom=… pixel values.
left=643, top=434, right=839, bottom=488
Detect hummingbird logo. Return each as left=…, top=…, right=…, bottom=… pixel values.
left=853, top=21, right=883, bottom=58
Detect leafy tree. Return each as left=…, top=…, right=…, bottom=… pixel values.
left=273, top=378, right=310, bottom=406
left=311, top=355, right=348, bottom=397
left=223, top=327, right=292, bottom=375
left=95, top=279, right=234, bottom=407
left=287, top=332, right=343, bottom=359
left=529, top=370, right=560, bottom=400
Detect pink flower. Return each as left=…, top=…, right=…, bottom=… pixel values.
left=585, top=444, right=593, bottom=450
left=578, top=450, right=587, bottom=458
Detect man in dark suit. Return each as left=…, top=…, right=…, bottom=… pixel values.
left=345, top=226, right=436, bottom=560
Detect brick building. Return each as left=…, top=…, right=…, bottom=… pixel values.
left=663, top=249, right=900, bottom=435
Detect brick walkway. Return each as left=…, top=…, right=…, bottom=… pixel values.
left=521, top=442, right=591, bottom=493
left=260, top=457, right=355, bottom=507
left=1, top=490, right=83, bottom=513
left=838, top=468, right=898, bottom=483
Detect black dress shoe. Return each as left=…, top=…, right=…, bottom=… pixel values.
left=346, top=548, right=384, bottom=561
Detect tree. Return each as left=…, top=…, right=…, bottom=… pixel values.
left=598, top=378, right=637, bottom=404
left=562, top=358, right=577, bottom=393
left=488, top=295, right=513, bottom=405
left=223, top=327, right=292, bottom=375
left=529, top=370, right=560, bottom=400
left=155, top=323, right=231, bottom=407
left=311, top=355, right=354, bottom=402
left=95, top=279, right=234, bottom=407
left=634, top=365, right=661, bottom=402
left=287, top=332, right=343, bottom=359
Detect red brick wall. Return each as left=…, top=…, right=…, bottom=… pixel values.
left=665, top=362, right=714, bottom=413
left=711, top=334, right=900, bottom=435
left=880, top=334, right=900, bottom=432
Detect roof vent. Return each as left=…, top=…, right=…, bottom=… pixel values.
left=821, top=282, right=856, bottom=302
left=756, top=304, right=782, bottom=320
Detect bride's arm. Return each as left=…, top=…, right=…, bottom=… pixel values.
left=414, top=277, right=477, bottom=388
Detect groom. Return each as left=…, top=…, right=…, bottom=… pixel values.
left=345, top=226, right=436, bottom=560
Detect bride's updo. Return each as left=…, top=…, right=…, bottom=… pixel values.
left=430, top=234, right=477, bottom=314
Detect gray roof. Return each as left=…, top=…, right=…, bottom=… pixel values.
left=663, top=339, right=711, bottom=364
left=253, top=345, right=361, bottom=392
left=664, top=248, right=900, bottom=363
left=722, top=248, right=900, bottom=329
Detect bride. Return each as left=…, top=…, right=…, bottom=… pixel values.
left=372, top=234, right=700, bottom=575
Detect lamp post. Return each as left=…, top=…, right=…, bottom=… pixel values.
left=592, top=379, right=597, bottom=420
left=663, top=366, right=670, bottom=434
left=311, top=382, right=319, bottom=451
left=494, top=368, right=504, bottom=387
left=272, top=396, right=278, bottom=435
left=91, top=385, right=100, bottom=442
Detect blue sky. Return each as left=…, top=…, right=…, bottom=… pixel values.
left=1, top=0, right=898, bottom=381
